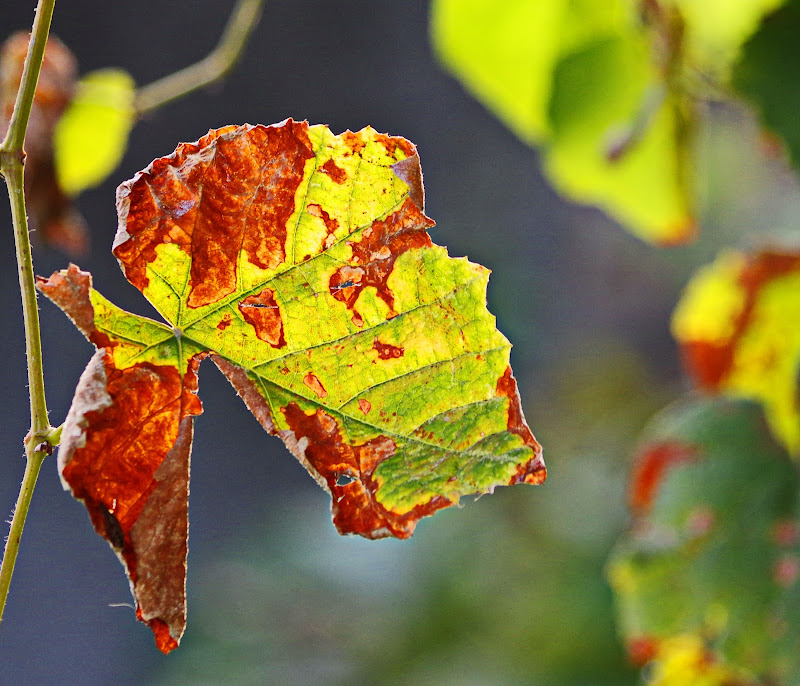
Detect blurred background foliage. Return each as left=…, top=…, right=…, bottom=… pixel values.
left=2, top=1, right=800, bottom=684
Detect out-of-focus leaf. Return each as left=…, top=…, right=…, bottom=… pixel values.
left=39, top=120, right=545, bottom=653
left=430, top=0, right=567, bottom=144
left=545, top=35, right=695, bottom=244
left=645, top=634, right=754, bottom=686
left=671, top=249, right=800, bottom=454
left=676, top=0, right=785, bottom=75
left=431, top=0, right=695, bottom=244
left=734, top=0, right=800, bottom=167
left=432, top=0, right=795, bottom=245
left=608, top=397, right=800, bottom=683
left=0, top=32, right=88, bottom=254
left=54, top=68, right=136, bottom=196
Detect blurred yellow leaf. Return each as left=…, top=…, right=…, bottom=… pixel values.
left=671, top=250, right=800, bottom=454
left=649, top=634, right=752, bottom=686
left=54, top=68, right=135, bottom=195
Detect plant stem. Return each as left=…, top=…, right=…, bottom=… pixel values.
left=0, top=0, right=58, bottom=626
left=134, top=0, right=264, bottom=115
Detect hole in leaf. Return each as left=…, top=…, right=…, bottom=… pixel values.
left=336, top=473, right=357, bottom=486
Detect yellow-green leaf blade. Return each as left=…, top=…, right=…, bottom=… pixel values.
left=112, top=120, right=545, bottom=539
left=53, top=68, right=136, bottom=195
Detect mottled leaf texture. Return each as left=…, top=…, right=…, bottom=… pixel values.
left=671, top=249, right=800, bottom=455
left=0, top=32, right=87, bottom=254
left=608, top=397, right=800, bottom=684
left=39, top=121, right=545, bottom=652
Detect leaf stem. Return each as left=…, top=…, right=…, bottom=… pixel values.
left=0, top=0, right=58, bottom=626
left=134, top=0, right=264, bottom=116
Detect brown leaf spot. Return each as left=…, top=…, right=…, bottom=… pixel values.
left=774, top=554, right=800, bottom=587
left=358, top=399, right=371, bottom=415
left=496, top=367, right=546, bottom=485
left=629, top=441, right=697, bottom=514
left=238, top=287, right=286, bottom=348
left=281, top=403, right=450, bottom=538
left=320, top=158, right=347, bottom=184
left=626, top=636, right=659, bottom=667
left=773, top=520, right=800, bottom=547
left=303, top=373, right=327, bottom=399
left=216, top=315, right=232, bottom=331
left=373, top=339, right=404, bottom=360
left=114, top=120, right=315, bottom=308
left=329, top=197, right=434, bottom=321
left=685, top=506, right=715, bottom=537
left=340, top=131, right=366, bottom=155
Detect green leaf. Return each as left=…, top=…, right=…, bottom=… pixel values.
left=53, top=68, right=136, bottom=195
left=545, top=35, right=695, bottom=244
left=734, top=0, right=800, bottom=167
left=39, top=120, right=545, bottom=652
left=608, top=397, right=800, bottom=682
left=431, top=0, right=696, bottom=244
left=677, top=0, right=786, bottom=76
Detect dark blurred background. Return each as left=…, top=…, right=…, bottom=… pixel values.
left=1, top=2, right=798, bottom=684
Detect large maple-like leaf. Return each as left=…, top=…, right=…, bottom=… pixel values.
left=38, top=120, right=545, bottom=653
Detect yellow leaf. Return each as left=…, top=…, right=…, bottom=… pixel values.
left=53, top=68, right=136, bottom=195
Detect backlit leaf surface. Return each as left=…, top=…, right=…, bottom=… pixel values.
left=54, top=68, right=136, bottom=195
left=431, top=0, right=792, bottom=245
left=39, top=120, right=545, bottom=652
left=431, top=0, right=695, bottom=244
left=671, top=249, right=800, bottom=454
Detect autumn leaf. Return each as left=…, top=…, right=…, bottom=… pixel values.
left=608, top=397, right=800, bottom=683
left=671, top=249, right=800, bottom=454
left=39, top=120, right=545, bottom=653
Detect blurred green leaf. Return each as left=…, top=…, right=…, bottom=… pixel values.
left=53, top=68, right=135, bottom=195
left=431, top=0, right=794, bottom=245
left=431, top=0, right=695, bottom=244
left=734, top=0, right=800, bottom=167
left=608, top=397, right=800, bottom=683
left=677, top=0, right=785, bottom=75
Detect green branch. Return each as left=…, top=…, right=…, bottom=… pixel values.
left=0, top=0, right=59, bottom=626
left=134, top=0, right=264, bottom=115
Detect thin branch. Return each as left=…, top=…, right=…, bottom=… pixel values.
left=134, top=0, right=264, bottom=116
left=0, top=0, right=58, bottom=625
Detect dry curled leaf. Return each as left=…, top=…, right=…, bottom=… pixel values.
left=40, top=120, right=545, bottom=652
